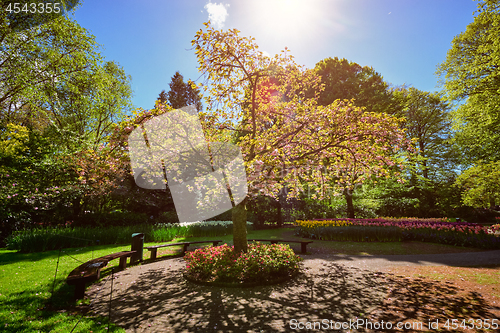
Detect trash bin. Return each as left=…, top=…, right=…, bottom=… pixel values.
left=131, top=233, right=144, bottom=264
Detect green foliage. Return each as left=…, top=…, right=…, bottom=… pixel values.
left=155, top=211, right=180, bottom=224
left=184, top=243, right=302, bottom=284
left=312, top=57, right=407, bottom=218
left=392, top=87, right=456, bottom=179
left=0, top=123, right=30, bottom=156
left=437, top=0, right=500, bottom=101
left=5, top=222, right=241, bottom=252
left=0, top=13, right=133, bottom=243
left=73, top=211, right=150, bottom=227
left=450, top=93, right=500, bottom=162
left=6, top=225, right=151, bottom=252
left=0, top=15, right=132, bottom=148
left=315, top=56, right=396, bottom=114
left=0, top=128, right=80, bottom=243
left=455, top=161, right=500, bottom=208
left=404, top=227, right=500, bottom=249
left=246, top=195, right=279, bottom=228
left=437, top=0, right=500, bottom=163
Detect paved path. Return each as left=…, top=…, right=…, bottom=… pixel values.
left=303, top=249, right=500, bottom=270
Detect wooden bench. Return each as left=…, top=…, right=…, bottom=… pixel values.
left=248, top=239, right=313, bottom=254
left=145, top=240, right=223, bottom=259
left=66, top=251, right=136, bottom=300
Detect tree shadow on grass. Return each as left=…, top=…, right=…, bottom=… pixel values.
left=85, top=259, right=499, bottom=332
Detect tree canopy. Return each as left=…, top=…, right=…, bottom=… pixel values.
left=455, top=161, right=500, bottom=209
left=437, top=0, right=500, bottom=101
left=0, top=14, right=132, bottom=149
left=0, top=12, right=133, bottom=236
left=315, top=57, right=396, bottom=114
left=392, top=87, right=456, bottom=181
left=438, top=0, right=500, bottom=163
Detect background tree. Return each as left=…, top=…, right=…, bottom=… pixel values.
left=392, top=87, right=456, bottom=178
left=312, top=57, right=402, bottom=217
left=314, top=57, right=397, bottom=114
left=162, top=71, right=203, bottom=112
left=157, top=90, right=168, bottom=106
left=0, top=12, right=133, bottom=239
left=449, top=93, right=500, bottom=163
left=455, top=161, right=500, bottom=209
left=437, top=0, right=500, bottom=101
left=386, top=87, right=458, bottom=217
left=192, top=23, right=408, bottom=252
left=437, top=0, right=500, bottom=163
left=0, top=14, right=132, bottom=150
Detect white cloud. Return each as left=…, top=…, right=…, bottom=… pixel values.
left=204, top=2, right=229, bottom=29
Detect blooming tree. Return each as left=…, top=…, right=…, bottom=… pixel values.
left=191, top=22, right=408, bottom=252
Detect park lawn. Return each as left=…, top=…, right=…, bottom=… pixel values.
left=0, top=227, right=493, bottom=332
left=0, top=245, right=131, bottom=333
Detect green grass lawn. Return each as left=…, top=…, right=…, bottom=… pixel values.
left=0, top=244, right=131, bottom=332
left=0, top=227, right=491, bottom=332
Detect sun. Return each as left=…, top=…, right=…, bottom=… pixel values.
left=247, top=0, right=324, bottom=44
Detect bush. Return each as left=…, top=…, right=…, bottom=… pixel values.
left=184, top=243, right=302, bottom=284
left=73, top=211, right=150, bottom=227
left=5, top=225, right=154, bottom=252
left=154, top=211, right=179, bottom=224
left=247, top=196, right=280, bottom=228
left=5, top=220, right=250, bottom=252
left=205, top=209, right=233, bottom=222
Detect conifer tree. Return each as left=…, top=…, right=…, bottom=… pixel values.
left=160, top=71, right=202, bottom=111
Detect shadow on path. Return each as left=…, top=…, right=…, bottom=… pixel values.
left=307, top=249, right=500, bottom=270
left=86, top=257, right=498, bottom=332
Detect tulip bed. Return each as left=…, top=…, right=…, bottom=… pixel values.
left=490, top=224, right=500, bottom=234
left=183, top=242, right=303, bottom=285
left=295, top=218, right=500, bottom=249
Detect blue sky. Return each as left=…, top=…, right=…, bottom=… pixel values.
left=71, top=0, right=478, bottom=110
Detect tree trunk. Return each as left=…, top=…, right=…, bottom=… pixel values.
left=344, top=188, right=355, bottom=219
left=277, top=200, right=283, bottom=227
left=232, top=198, right=248, bottom=254
left=72, top=198, right=82, bottom=219
left=277, top=185, right=287, bottom=227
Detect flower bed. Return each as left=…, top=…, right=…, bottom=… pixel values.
left=489, top=224, right=500, bottom=235
left=179, top=220, right=253, bottom=227
left=183, top=243, right=302, bottom=286
left=295, top=218, right=500, bottom=249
